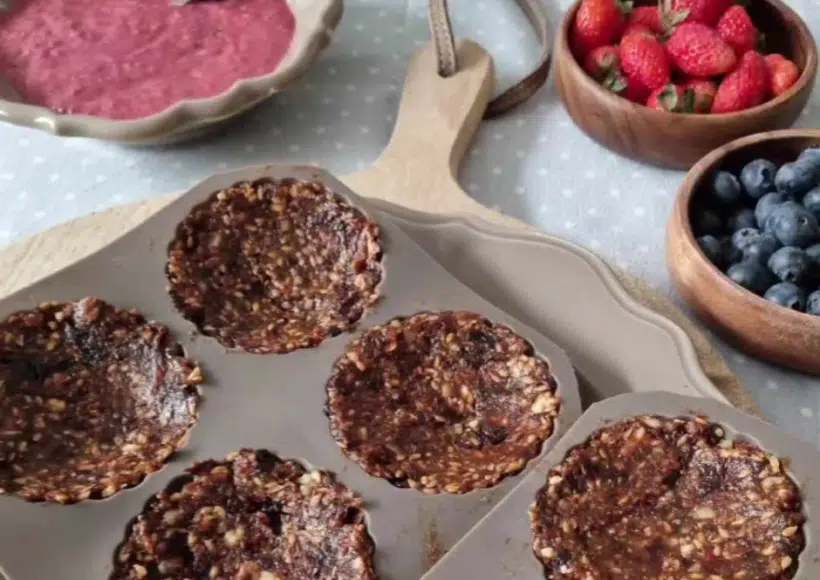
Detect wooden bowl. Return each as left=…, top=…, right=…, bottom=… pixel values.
left=554, top=0, right=818, bottom=170
left=667, top=129, right=820, bottom=374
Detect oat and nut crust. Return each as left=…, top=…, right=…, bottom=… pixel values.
left=112, top=449, right=377, bottom=580
left=166, top=178, right=383, bottom=354
left=531, top=415, right=806, bottom=579
left=326, top=311, right=561, bottom=494
left=0, top=297, right=203, bottom=504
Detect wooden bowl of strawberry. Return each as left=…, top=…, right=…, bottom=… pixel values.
left=554, top=0, right=817, bottom=169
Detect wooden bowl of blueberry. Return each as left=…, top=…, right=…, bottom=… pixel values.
left=668, top=129, right=820, bottom=373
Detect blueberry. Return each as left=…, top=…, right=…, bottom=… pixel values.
left=802, top=186, right=820, bottom=221
left=807, top=290, right=820, bottom=316
left=711, top=171, right=742, bottom=205
left=692, top=208, right=723, bottom=236
left=696, top=235, right=724, bottom=267
left=740, top=159, right=777, bottom=199
left=764, top=282, right=807, bottom=311
left=742, top=232, right=781, bottom=265
left=764, top=201, right=819, bottom=247
left=720, top=236, right=741, bottom=264
left=731, top=227, right=762, bottom=251
left=775, top=160, right=819, bottom=197
left=798, top=145, right=820, bottom=169
left=755, top=191, right=788, bottom=227
left=727, top=261, right=774, bottom=295
left=768, top=246, right=815, bottom=285
left=727, top=208, right=757, bottom=231
left=806, top=244, right=820, bottom=264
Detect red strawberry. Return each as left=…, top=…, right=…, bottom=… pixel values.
left=765, top=54, right=800, bottom=97
left=666, top=22, right=737, bottom=77
left=619, top=32, right=671, bottom=94
left=712, top=51, right=770, bottom=113
left=622, top=22, right=654, bottom=39
left=671, top=0, right=732, bottom=26
left=573, top=0, right=632, bottom=55
left=716, top=6, right=759, bottom=57
left=646, top=83, right=686, bottom=111
left=584, top=45, right=621, bottom=81
left=681, top=78, right=716, bottom=112
left=627, top=5, right=664, bottom=35
left=605, top=72, right=650, bottom=102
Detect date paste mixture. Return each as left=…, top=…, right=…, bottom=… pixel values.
left=326, top=311, right=561, bottom=494
left=112, top=449, right=377, bottom=580
left=531, top=415, right=806, bottom=580
left=0, top=297, right=203, bottom=504
left=167, top=179, right=383, bottom=354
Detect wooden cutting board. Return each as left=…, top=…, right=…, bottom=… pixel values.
left=0, top=40, right=758, bottom=414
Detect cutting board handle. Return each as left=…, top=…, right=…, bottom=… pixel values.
left=342, top=40, right=515, bottom=224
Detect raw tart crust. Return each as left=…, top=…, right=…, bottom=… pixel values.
left=0, top=297, right=203, bottom=504
left=112, top=448, right=377, bottom=580
left=166, top=178, right=384, bottom=354
left=325, top=310, right=561, bottom=494
left=531, top=414, right=806, bottom=580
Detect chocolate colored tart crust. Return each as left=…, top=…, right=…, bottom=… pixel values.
left=531, top=415, right=806, bottom=580
left=166, top=178, right=383, bottom=354
left=112, top=449, right=377, bottom=580
left=326, top=311, right=561, bottom=494
left=0, top=297, right=203, bottom=504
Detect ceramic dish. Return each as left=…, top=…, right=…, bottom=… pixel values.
left=553, top=0, right=817, bottom=170
left=668, top=129, right=820, bottom=374
left=421, top=392, right=820, bottom=579
left=0, top=163, right=584, bottom=580
left=0, top=0, right=342, bottom=144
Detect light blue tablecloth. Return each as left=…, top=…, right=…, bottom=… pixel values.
left=1, top=0, right=819, bottom=443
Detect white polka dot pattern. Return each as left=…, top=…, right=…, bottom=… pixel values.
left=0, top=0, right=819, bottom=441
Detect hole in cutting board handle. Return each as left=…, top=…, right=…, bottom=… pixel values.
left=342, top=40, right=495, bottom=213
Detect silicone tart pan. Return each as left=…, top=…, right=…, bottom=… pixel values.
left=0, top=164, right=581, bottom=580
left=421, top=392, right=819, bottom=580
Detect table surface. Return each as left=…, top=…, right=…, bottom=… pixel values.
left=1, top=0, right=819, bottom=444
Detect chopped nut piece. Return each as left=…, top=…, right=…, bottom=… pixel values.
left=166, top=178, right=383, bottom=354
left=326, top=311, right=561, bottom=494
left=0, top=298, right=202, bottom=504
left=530, top=415, right=805, bottom=579
left=111, top=449, right=376, bottom=580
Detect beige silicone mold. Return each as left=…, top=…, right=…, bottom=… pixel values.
left=422, top=392, right=818, bottom=579
left=0, top=0, right=342, bottom=143
left=0, top=164, right=581, bottom=580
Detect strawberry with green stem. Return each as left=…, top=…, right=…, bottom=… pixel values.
left=619, top=31, right=671, bottom=96
left=621, top=21, right=655, bottom=39
left=604, top=72, right=649, bottom=103
left=671, top=0, right=732, bottom=26
left=573, top=0, right=633, bottom=56
left=681, top=78, right=716, bottom=112
left=583, top=45, right=621, bottom=81
left=646, top=83, right=688, bottom=111
left=623, top=0, right=691, bottom=42
left=712, top=50, right=770, bottom=113
left=666, top=21, right=737, bottom=77
left=626, top=5, right=665, bottom=35
left=717, top=5, right=761, bottom=57
left=765, top=54, right=800, bottom=97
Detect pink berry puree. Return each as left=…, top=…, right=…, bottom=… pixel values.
left=0, top=0, right=296, bottom=119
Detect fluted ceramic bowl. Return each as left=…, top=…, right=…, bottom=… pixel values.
left=0, top=0, right=342, bottom=144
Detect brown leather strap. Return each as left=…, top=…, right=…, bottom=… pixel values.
left=427, top=0, right=552, bottom=118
